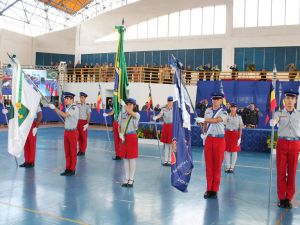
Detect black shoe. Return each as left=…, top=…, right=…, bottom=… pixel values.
left=66, top=170, right=75, bottom=176
left=229, top=168, right=234, bottom=173
left=77, top=152, right=83, bottom=156
left=285, top=199, right=293, bottom=209
left=121, top=180, right=129, bottom=187
left=167, top=162, right=172, bottom=166
left=19, top=162, right=29, bottom=168
left=162, top=162, right=168, bottom=166
left=210, top=191, right=218, bottom=199
left=26, top=163, right=35, bottom=168
left=60, top=170, right=70, bottom=176
left=225, top=169, right=230, bottom=173
left=112, top=156, right=122, bottom=160
left=277, top=200, right=286, bottom=208
left=204, top=191, right=212, bottom=199
left=127, top=180, right=134, bottom=188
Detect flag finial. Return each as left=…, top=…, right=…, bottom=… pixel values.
left=122, top=18, right=125, bottom=25
left=273, top=64, right=277, bottom=73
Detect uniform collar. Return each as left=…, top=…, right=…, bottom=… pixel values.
left=284, top=108, right=296, bottom=113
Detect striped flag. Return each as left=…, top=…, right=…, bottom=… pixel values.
left=146, top=89, right=153, bottom=114
left=265, top=82, right=277, bottom=125
left=96, top=91, right=102, bottom=113
left=113, top=25, right=129, bottom=121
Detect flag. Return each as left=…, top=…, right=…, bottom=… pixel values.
left=96, top=91, right=102, bottom=113
left=170, top=56, right=193, bottom=192
left=8, top=57, right=41, bottom=157
left=113, top=25, right=129, bottom=121
left=59, top=91, right=65, bottom=111
left=146, top=90, right=153, bottom=114
left=265, top=82, right=277, bottom=125
left=297, top=84, right=300, bottom=111
left=220, top=80, right=227, bottom=106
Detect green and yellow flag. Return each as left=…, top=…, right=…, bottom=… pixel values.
left=8, top=56, right=41, bottom=157
left=113, top=25, right=129, bottom=121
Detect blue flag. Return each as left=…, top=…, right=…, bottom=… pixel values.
left=170, top=57, right=194, bottom=192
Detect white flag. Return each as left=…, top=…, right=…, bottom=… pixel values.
left=8, top=57, right=41, bottom=157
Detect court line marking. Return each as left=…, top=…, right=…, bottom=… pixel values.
left=0, top=200, right=90, bottom=225
left=274, top=187, right=300, bottom=225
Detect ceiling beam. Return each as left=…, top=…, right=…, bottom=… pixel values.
left=0, top=0, right=21, bottom=16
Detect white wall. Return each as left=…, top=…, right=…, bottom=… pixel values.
left=63, top=82, right=198, bottom=108
left=0, top=29, right=34, bottom=65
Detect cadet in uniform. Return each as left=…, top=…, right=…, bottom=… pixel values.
left=195, top=92, right=228, bottom=199
left=153, top=96, right=173, bottom=166
left=242, top=103, right=260, bottom=128
left=224, top=103, right=244, bottom=173
left=270, top=89, right=300, bottom=209
left=103, top=109, right=122, bottom=160
left=118, top=98, right=140, bottom=187
left=49, top=92, right=79, bottom=176
left=77, top=92, right=91, bottom=156
left=2, top=104, right=43, bottom=168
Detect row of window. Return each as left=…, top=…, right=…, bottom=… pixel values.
left=96, top=5, right=226, bottom=42
left=233, top=0, right=300, bottom=28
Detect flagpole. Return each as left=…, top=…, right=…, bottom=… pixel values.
left=149, top=84, right=163, bottom=164
left=268, top=64, right=277, bottom=212
left=99, top=83, right=114, bottom=157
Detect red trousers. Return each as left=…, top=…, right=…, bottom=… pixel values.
left=77, top=119, right=88, bottom=153
left=64, top=130, right=78, bottom=171
left=113, top=121, right=122, bottom=157
left=205, top=136, right=225, bottom=192
left=24, top=121, right=37, bottom=163
left=276, top=139, right=300, bottom=200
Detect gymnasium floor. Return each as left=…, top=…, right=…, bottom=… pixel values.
left=0, top=127, right=299, bottom=225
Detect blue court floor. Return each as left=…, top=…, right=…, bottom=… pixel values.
left=0, top=127, right=299, bottom=225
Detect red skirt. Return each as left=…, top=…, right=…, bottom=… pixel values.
left=120, top=134, right=138, bottom=159
left=225, top=130, right=240, bottom=152
left=160, top=123, right=173, bottom=144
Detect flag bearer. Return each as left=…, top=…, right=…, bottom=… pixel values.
left=49, top=92, right=79, bottom=176
left=118, top=98, right=140, bottom=187
left=224, top=103, right=244, bottom=173
left=195, top=92, right=228, bottom=199
left=270, top=89, right=300, bottom=209
left=77, top=92, right=91, bottom=156
left=153, top=96, right=173, bottom=166
left=103, top=109, right=123, bottom=160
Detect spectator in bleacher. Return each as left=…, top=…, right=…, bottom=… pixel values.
left=75, top=60, right=82, bottom=82
left=67, top=61, right=74, bottom=82
left=213, top=65, right=220, bottom=81
left=185, top=65, right=192, bottom=85
left=94, top=63, right=100, bottom=82
left=204, top=64, right=212, bottom=81
left=241, top=103, right=260, bottom=128
left=288, top=63, right=297, bottom=81
left=83, top=63, right=89, bottom=82
left=152, top=63, right=159, bottom=83
left=196, top=65, right=205, bottom=81
left=230, top=64, right=238, bottom=80
left=196, top=99, right=209, bottom=117
left=133, top=63, right=139, bottom=82
left=259, top=69, right=267, bottom=81
left=101, top=63, right=107, bottom=82
left=107, top=63, right=114, bottom=82
left=141, top=102, right=148, bottom=111
left=162, top=64, right=171, bottom=84
left=144, top=64, right=151, bottom=83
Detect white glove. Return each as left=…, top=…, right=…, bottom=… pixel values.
left=83, top=124, right=89, bottom=131
left=2, top=109, right=8, bottom=114
left=201, top=134, right=207, bottom=145
left=195, top=117, right=205, bottom=123
left=32, top=127, right=38, bottom=136
left=48, top=104, right=55, bottom=110
left=120, top=100, right=126, bottom=107
left=103, top=113, right=108, bottom=117
left=269, top=119, right=277, bottom=127
left=153, top=116, right=158, bottom=121
left=119, top=133, right=124, bottom=142
left=237, top=138, right=241, bottom=146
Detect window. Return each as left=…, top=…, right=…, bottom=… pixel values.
left=286, top=0, right=300, bottom=25
left=148, top=18, right=158, bottom=38
left=233, top=0, right=245, bottom=28
left=169, top=12, right=179, bottom=37
left=258, top=0, right=271, bottom=26
left=179, top=10, right=191, bottom=36
left=202, top=6, right=214, bottom=35
left=158, top=15, right=168, bottom=37
left=126, top=24, right=137, bottom=40
left=191, top=8, right=202, bottom=35
left=245, top=0, right=258, bottom=27
left=214, top=5, right=226, bottom=34
left=272, top=0, right=285, bottom=25
left=138, top=21, right=147, bottom=39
